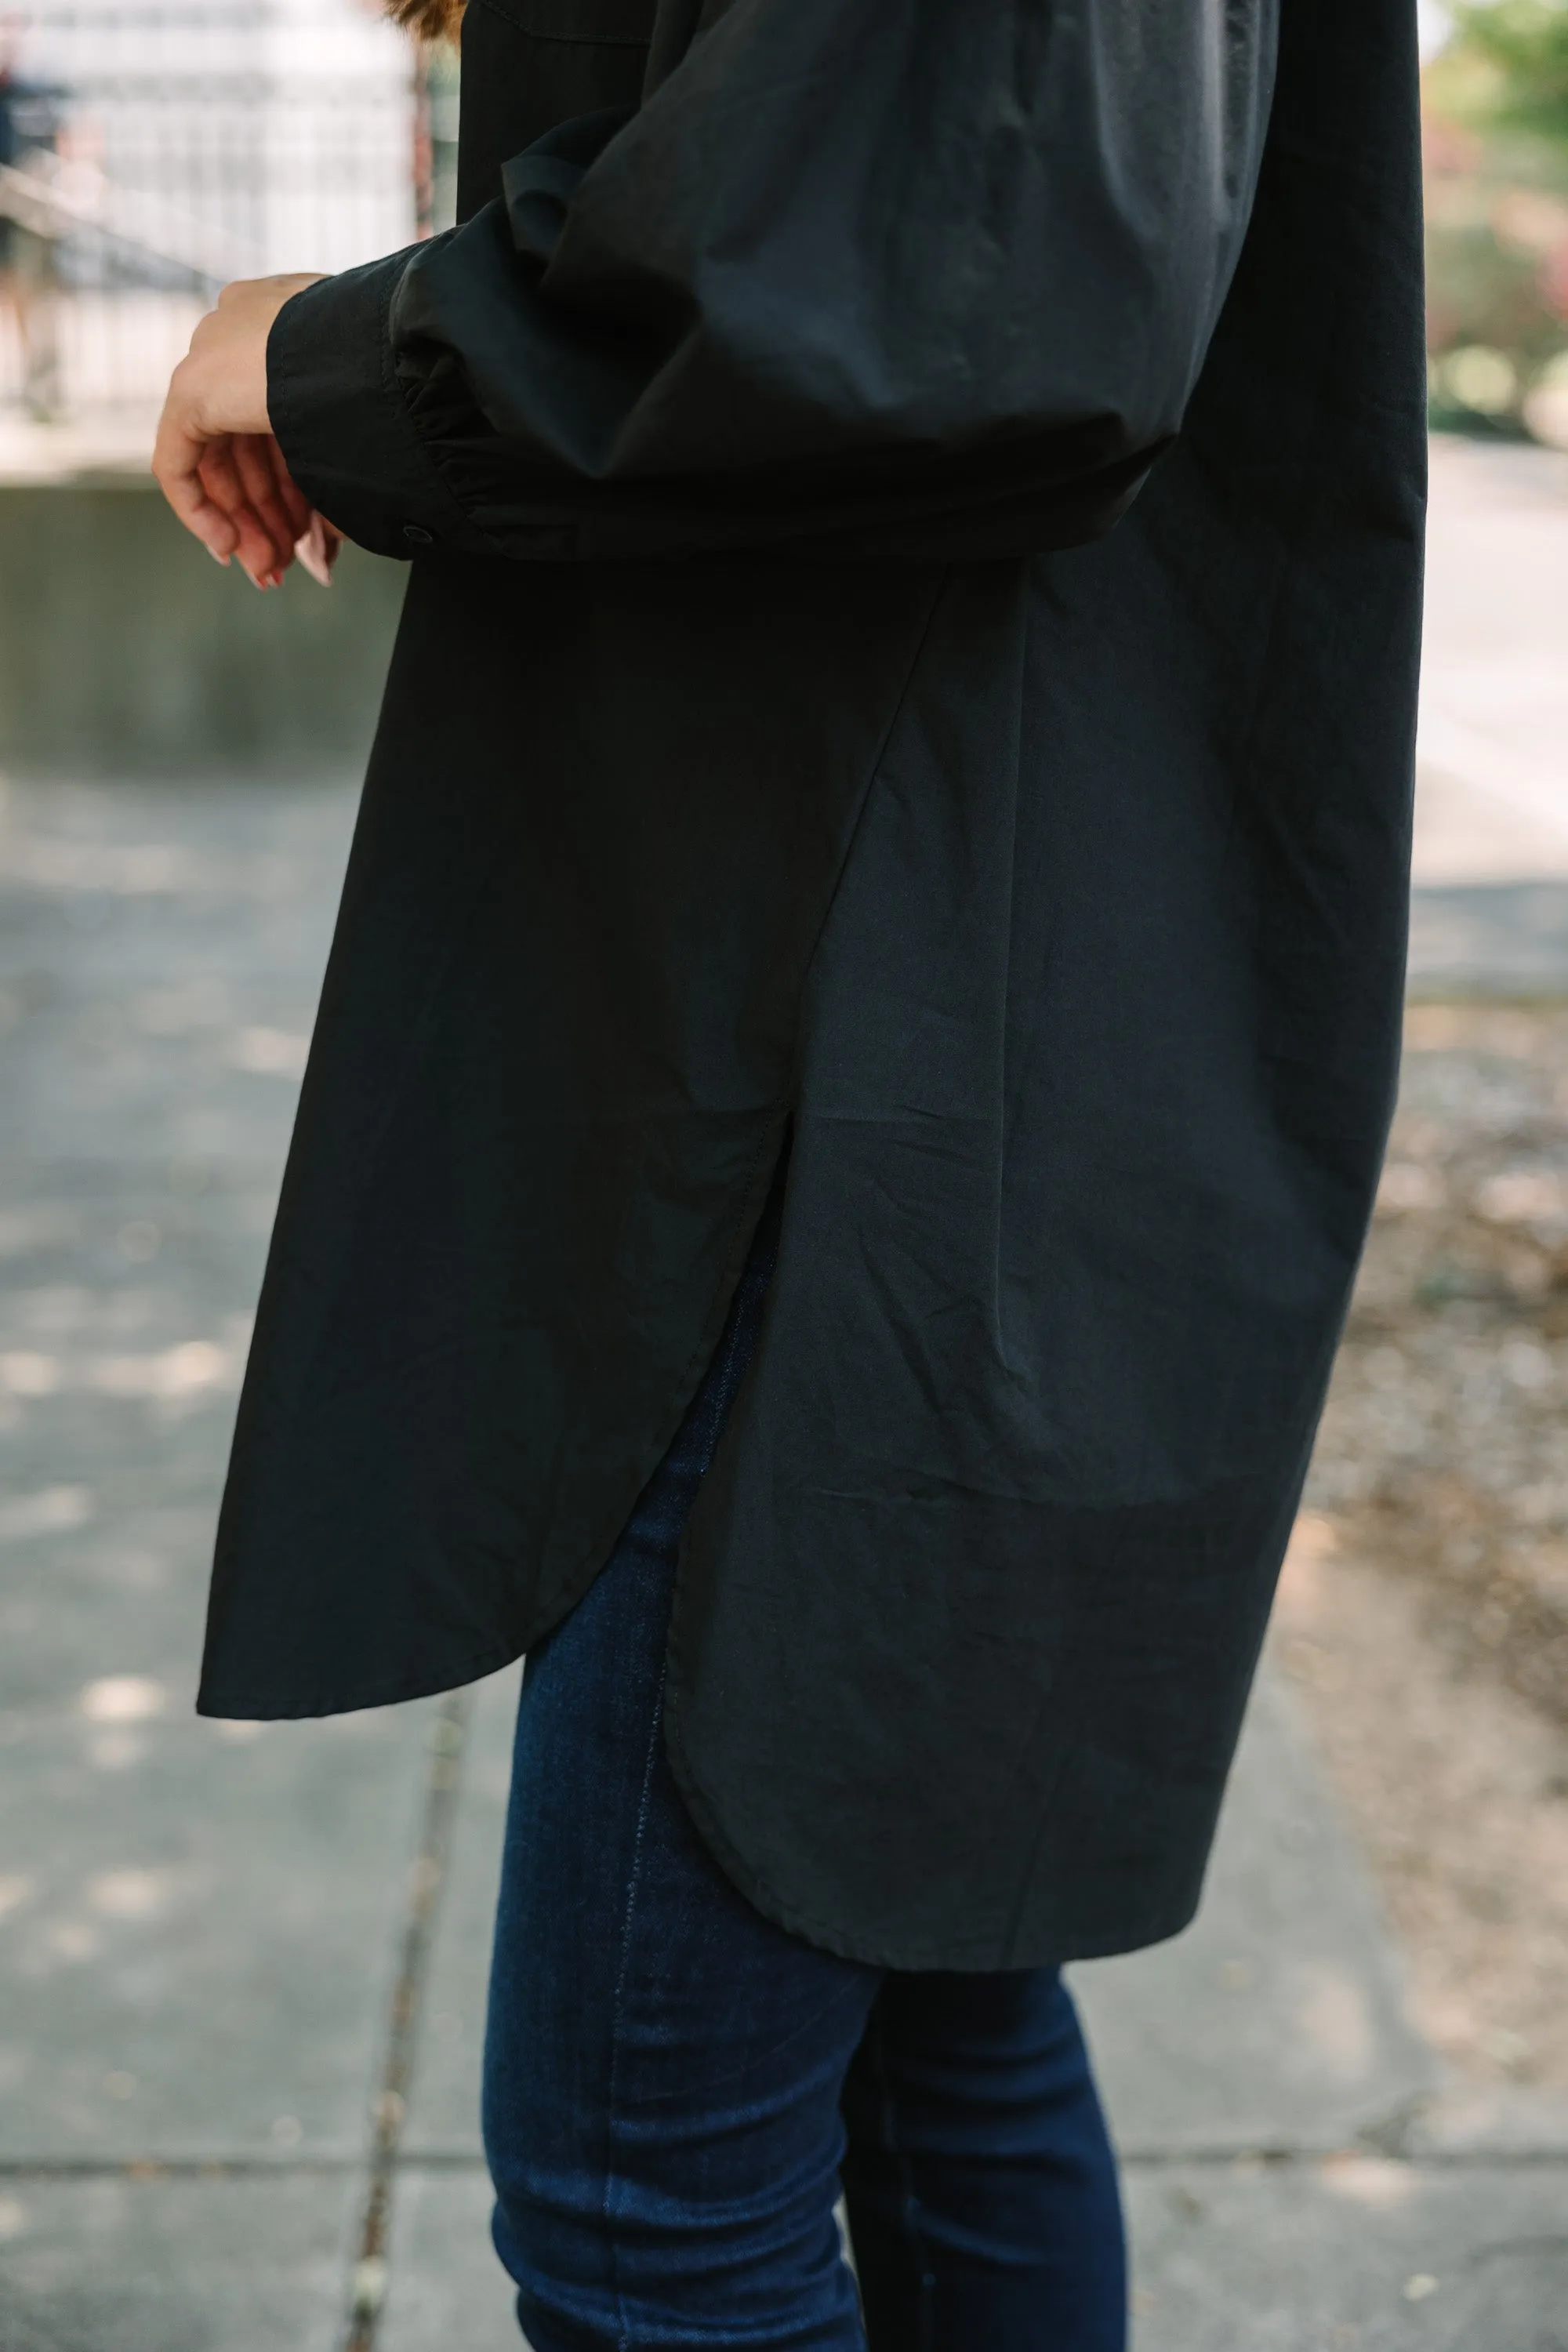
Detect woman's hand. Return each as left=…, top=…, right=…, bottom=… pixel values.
left=153, top=274, right=339, bottom=588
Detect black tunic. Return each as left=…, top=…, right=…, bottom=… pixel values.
left=198, top=0, right=1425, bottom=1969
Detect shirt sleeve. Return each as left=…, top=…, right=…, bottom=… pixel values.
left=267, top=0, right=1279, bottom=564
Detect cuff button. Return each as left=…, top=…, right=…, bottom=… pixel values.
left=401, top=523, right=435, bottom=546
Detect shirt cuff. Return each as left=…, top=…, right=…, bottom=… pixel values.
left=267, top=256, right=495, bottom=562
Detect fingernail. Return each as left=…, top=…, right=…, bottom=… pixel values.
left=295, top=532, right=333, bottom=588
left=209, top=547, right=230, bottom=568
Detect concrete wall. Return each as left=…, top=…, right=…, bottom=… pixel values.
left=0, top=482, right=407, bottom=777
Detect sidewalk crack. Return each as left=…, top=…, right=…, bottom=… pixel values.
left=341, top=1686, right=472, bottom=2352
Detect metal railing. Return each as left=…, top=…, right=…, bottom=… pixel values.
left=0, top=0, right=431, bottom=426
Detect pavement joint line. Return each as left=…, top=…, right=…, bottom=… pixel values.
left=6, top=2147, right=1568, bottom=2181
left=1352, top=2096, right=1430, bottom=2160
left=1112, top=2146, right=1568, bottom=2169
left=0, top=2158, right=370, bottom=2180
left=1404, top=985, right=1568, bottom=1005
left=339, top=1686, right=474, bottom=2352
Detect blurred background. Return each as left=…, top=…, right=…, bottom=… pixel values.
left=2, top=4, right=1568, bottom=2349
left=0, top=0, right=456, bottom=441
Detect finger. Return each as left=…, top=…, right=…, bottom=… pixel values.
left=152, top=406, right=239, bottom=561
left=209, top=439, right=290, bottom=583
left=197, top=442, right=271, bottom=582
left=234, top=434, right=301, bottom=579
left=263, top=435, right=314, bottom=544
left=196, top=434, right=245, bottom=521
left=198, top=441, right=285, bottom=585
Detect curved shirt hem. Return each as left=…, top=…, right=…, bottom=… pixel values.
left=659, top=1689, right=1203, bottom=1973
left=194, top=1634, right=528, bottom=1724
left=198, top=1612, right=1204, bottom=1971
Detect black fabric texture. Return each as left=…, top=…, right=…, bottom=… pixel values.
left=203, top=0, right=1425, bottom=1969
left=267, top=0, right=1277, bottom=562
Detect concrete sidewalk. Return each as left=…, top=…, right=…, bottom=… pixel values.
left=4, top=434, right=1568, bottom=2350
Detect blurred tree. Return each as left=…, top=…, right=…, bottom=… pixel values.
left=1452, top=1, right=1568, bottom=152
left=1425, top=2, right=1568, bottom=437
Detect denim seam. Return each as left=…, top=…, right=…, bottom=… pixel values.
left=604, top=1666, right=667, bottom=2352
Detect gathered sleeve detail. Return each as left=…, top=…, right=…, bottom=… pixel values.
left=269, top=0, right=1279, bottom=561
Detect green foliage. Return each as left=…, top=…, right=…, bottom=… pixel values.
left=1427, top=219, right=1565, bottom=364
left=1425, top=5, right=1568, bottom=434
left=1452, top=2, right=1568, bottom=151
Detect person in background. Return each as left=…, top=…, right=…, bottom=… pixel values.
left=0, top=22, right=64, bottom=420
left=152, top=1, right=1426, bottom=2344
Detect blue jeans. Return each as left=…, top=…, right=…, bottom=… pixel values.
left=482, top=1186, right=1127, bottom=2350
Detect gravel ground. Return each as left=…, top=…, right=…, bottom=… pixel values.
left=1283, top=1000, right=1568, bottom=2091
